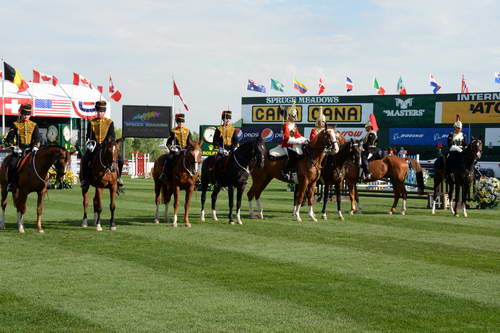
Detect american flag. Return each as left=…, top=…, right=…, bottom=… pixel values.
left=34, top=99, right=72, bottom=117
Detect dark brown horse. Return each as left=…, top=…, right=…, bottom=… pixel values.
left=367, top=156, right=424, bottom=215
left=247, top=126, right=336, bottom=222
left=0, top=145, right=70, bottom=233
left=431, top=137, right=482, bottom=217
left=152, top=139, right=202, bottom=227
left=319, top=139, right=363, bottom=221
left=80, top=139, right=123, bottom=231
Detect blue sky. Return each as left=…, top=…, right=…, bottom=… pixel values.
left=3, top=0, right=500, bottom=131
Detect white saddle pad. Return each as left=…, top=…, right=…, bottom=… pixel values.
left=269, top=145, right=287, bottom=157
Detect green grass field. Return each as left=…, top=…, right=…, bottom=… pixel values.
left=1, top=177, right=499, bottom=332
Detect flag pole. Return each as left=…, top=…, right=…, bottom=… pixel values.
left=1, top=58, right=5, bottom=137
left=171, top=77, right=175, bottom=131
left=59, top=83, right=75, bottom=147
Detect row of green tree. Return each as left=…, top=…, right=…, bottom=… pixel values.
left=115, top=129, right=199, bottom=160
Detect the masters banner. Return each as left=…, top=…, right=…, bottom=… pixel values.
left=374, top=95, right=436, bottom=127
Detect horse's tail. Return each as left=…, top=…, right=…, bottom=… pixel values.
left=406, top=158, right=424, bottom=195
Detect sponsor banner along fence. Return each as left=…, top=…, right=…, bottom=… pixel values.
left=389, top=127, right=470, bottom=146
left=303, top=127, right=366, bottom=142
left=374, top=95, right=435, bottom=126
left=239, top=125, right=283, bottom=144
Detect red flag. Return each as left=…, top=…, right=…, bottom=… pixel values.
left=369, top=113, right=379, bottom=132
left=33, top=70, right=58, bottom=86
left=173, top=80, right=189, bottom=111
left=73, top=72, right=93, bottom=89
left=461, top=75, right=469, bottom=93
left=110, top=90, right=122, bottom=102
left=109, top=76, right=115, bottom=93
left=377, top=87, right=386, bottom=95
left=97, top=85, right=104, bottom=94
left=399, top=88, right=407, bottom=95
left=318, top=78, right=325, bottom=95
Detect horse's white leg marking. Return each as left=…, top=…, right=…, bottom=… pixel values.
left=322, top=212, right=327, bottom=220
left=431, top=200, right=436, bottom=215
left=95, top=212, right=102, bottom=232
left=338, top=210, right=344, bottom=221
left=402, top=199, right=407, bottom=216
left=154, top=204, right=160, bottom=224
left=17, top=212, right=25, bottom=233
left=308, top=205, right=317, bottom=222
left=295, top=205, right=302, bottom=222
left=236, top=209, right=242, bottom=224
left=173, top=214, right=178, bottom=228
left=256, top=199, right=263, bottom=219
left=463, top=205, right=467, bottom=218
left=212, top=209, right=218, bottom=221
left=200, top=209, right=205, bottom=222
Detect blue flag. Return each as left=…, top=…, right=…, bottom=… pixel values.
left=495, top=72, right=500, bottom=84
left=247, top=80, right=266, bottom=93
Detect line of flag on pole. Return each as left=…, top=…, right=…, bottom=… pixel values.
left=1, top=61, right=123, bottom=102
left=246, top=73, right=500, bottom=95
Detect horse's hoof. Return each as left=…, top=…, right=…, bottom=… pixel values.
left=431, top=210, right=436, bottom=215
left=296, top=217, right=303, bottom=222
left=388, top=211, right=393, bottom=215
left=200, top=217, right=205, bottom=222
left=38, top=229, right=45, bottom=234
left=349, top=211, right=354, bottom=216
left=258, top=213, right=264, bottom=220
left=110, top=226, right=117, bottom=231
left=172, top=223, right=178, bottom=228
left=455, top=214, right=460, bottom=218
left=401, top=211, right=406, bottom=216
left=96, top=225, right=103, bottom=232
left=237, top=220, right=243, bottom=225
left=18, top=228, right=25, bottom=233
left=339, top=216, right=345, bottom=221
left=321, top=213, right=327, bottom=220
left=81, top=224, right=88, bottom=228
left=229, top=221, right=235, bottom=225
left=310, top=216, right=318, bottom=222
left=185, top=223, right=192, bottom=228
left=154, top=219, right=160, bottom=224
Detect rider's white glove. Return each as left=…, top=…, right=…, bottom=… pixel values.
left=288, top=136, right=307, bottom=145
left=219, top=147, right=229, bottom=155
left=13, top=146, right=22, bottom=154
left=86, top=141, right=96, bottom=152
left=450, top=145, right=463, bottom=153
left=32, top=146, right=39, bottom=152
left=170, top=146, right=180, bottom=153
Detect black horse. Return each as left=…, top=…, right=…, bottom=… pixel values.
left=432, top=137, right=483, bottom=217
left=200, top=138, right=266, bottom=224
left=320, top=140, right=363, bottom=221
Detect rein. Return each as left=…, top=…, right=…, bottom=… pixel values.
left=32, top=151, right=49, bottom=184
left=181, top=149, right=200, bottom=177
left=98, top=142, right=119, bottom=172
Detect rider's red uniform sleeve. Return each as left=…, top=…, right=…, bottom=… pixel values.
left=281, top=123, right=291, bottom=148
left=309, top=129, right=317, bottom=141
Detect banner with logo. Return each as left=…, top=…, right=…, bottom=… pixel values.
left=303, top=127, right=366, bottom=142
left=390, top=128, right=470, bottom=146
left=437, top=97, right=500, bottom=124
left=239, top=125, right=283, bottom=144
left=485, top=128, right=500, bottom=147
left=122, top=105, right=171, bottom=138
left=374, top=95, right=435, bottom=126
left=199, top=125, right=242, bottom=156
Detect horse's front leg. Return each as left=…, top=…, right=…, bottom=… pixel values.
left=448, top=181, right=455, bottom=216
left=335, top=181, right=344, bottom=221
left=454, top=182, right=461, bottom=217
left=236, top=184, right=245, bottom=224
left=183, top=185, right=195, bottom=228
left=211, top=184, right=222, bottom=221
left=321, top=183, right=329, bottom=220
left=36, top=190, right=47, bottom=233
left=306, top=182, right=318, bottom=222
left=200, top=175, right=209, bottom=222
left=228, top=185, right=234, bottom=224
left=0, top=184, right=8, bottom=230
left=154, top=180, right=161, bottom=224
left=462, top=181, right=469, bottom=217
left=93, top=188, right=104, bottom=231
left=172, top=185, right=180, bottom=227
left=109, top=185, right=117, bottom=230
left=81, top=187, right=90, bottom=227
left=294, top=180, right=308, bottom=222
left=15, top=191, right=28, bottom=233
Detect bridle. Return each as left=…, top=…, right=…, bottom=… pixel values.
left=181, top=148, right=201, bottom=176
left=98, top=141, right=120, bottom=172
left=32, top=147, right=68, bottom=184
